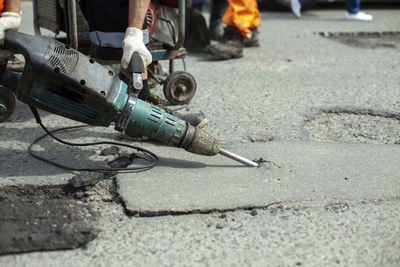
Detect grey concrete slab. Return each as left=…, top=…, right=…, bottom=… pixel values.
left=117, top=141, right=400, bottom=214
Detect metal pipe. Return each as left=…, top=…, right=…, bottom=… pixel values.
left=219, top=148, right=259, bottom=167
left=67, top=0, right=78, bottom=50
left=176, top=0, right=185, bottom=48
left=169, top=59, right=175, bottom=73
left=165, top=0, right=185, bottom=50
left=32, top=0, right=41, bottom=36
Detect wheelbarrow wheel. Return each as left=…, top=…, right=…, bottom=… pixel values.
left=163, top=71, right=196, bottom=105
left=0, top=87, right=16, bottom=122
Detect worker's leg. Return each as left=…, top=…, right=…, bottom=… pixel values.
left=209, top=0, right=229, bottom=41
left=210, top=0, right=228, bottom=23
left=222, top=0, right=260, bottom=39
left=205, top=0, right=261, bottom=59
left=346, top=0, right=360, bottom=14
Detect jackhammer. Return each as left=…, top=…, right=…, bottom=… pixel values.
left=0, top=30, right=258, bottom=167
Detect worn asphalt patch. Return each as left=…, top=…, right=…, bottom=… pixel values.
left=304, top=110, right=400, bottom=144
left=319, top=31, right=400, bottom=49
left=0, top=185, right=99, bottom=255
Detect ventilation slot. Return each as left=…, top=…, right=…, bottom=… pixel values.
left=48, top=44, right=79, bottom=75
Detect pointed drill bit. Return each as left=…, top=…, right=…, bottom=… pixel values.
left=219, top=148, right=259, bottom=167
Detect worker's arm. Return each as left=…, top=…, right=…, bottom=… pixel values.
left=0, top=0, right=21, bottom=45
left=128, top=0, right=150, bottom=29
left=121, top=0, right=152, bottom=69
left=4, top=0, right=21, bottom=12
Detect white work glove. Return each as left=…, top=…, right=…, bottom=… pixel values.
left=121, top=27, right=152, bottom=70
left=0, top=12, right=21, bottom=45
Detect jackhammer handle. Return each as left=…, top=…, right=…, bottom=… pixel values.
left=128, top=52, right=145, bottom=74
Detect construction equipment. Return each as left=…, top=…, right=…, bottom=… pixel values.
left=33, top=0, right=196, bottom=106
left=0, top=31, right=258, bottom=167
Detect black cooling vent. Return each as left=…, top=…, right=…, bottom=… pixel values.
left=48, top=44, right=79, bottom=75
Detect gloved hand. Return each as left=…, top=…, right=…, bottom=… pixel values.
left=121, top=27, right=152, bottom=70
left=0, top=12, right=21, bottom=45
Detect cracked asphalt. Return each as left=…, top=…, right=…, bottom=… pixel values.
left=1, top=2, right=400, bottom=266
left=2, top=200, right=400, bottom=266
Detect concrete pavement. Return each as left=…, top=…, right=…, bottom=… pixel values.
left=118, top=141, right=400, bottom=215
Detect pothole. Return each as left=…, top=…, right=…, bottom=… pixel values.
left=0, top=185, right=100, bottom=255
left=0, top=145, right=142, bottom=255
left=304, top=110, right=400, bottom=144
left=318, top=31, right=400, bottom=49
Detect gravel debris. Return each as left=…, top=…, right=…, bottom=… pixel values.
left=100, top=146, right=120, bottom=156
left=250, top=209, right=258, bottom=216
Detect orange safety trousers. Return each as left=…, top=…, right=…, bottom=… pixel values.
left=222, top=0, right=260, bottom=39
left=0, top=0, right=4, bottom=13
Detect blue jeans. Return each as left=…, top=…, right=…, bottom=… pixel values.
left=346, top=0, right=361, bottom=14
left=299, top=0, right=360, bottom=14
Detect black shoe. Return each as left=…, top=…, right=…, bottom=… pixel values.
left=177, top=111, right=208, bottom=128
left=244, top=28, right=260, bottom=47
left=205, top=26, right=244, bottom=60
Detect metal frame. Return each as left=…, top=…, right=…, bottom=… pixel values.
left=164, top=0, right=185, bottom=50
left=67, top=0, right=78, bottom=49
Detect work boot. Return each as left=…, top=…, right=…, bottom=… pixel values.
left=205, top=26, right=244, bottom=60
left=244, top=28, right=260, bottom=47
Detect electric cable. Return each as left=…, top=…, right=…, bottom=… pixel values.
left=181, top=58, right=186, bottom=71
left=28, top=107, right=159, bottom=173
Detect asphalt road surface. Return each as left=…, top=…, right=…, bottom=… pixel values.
left=0, top=2, right=399, bottom=266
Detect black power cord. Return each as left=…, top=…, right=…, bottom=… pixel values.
left=28, top=107, right=159, bottom=173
